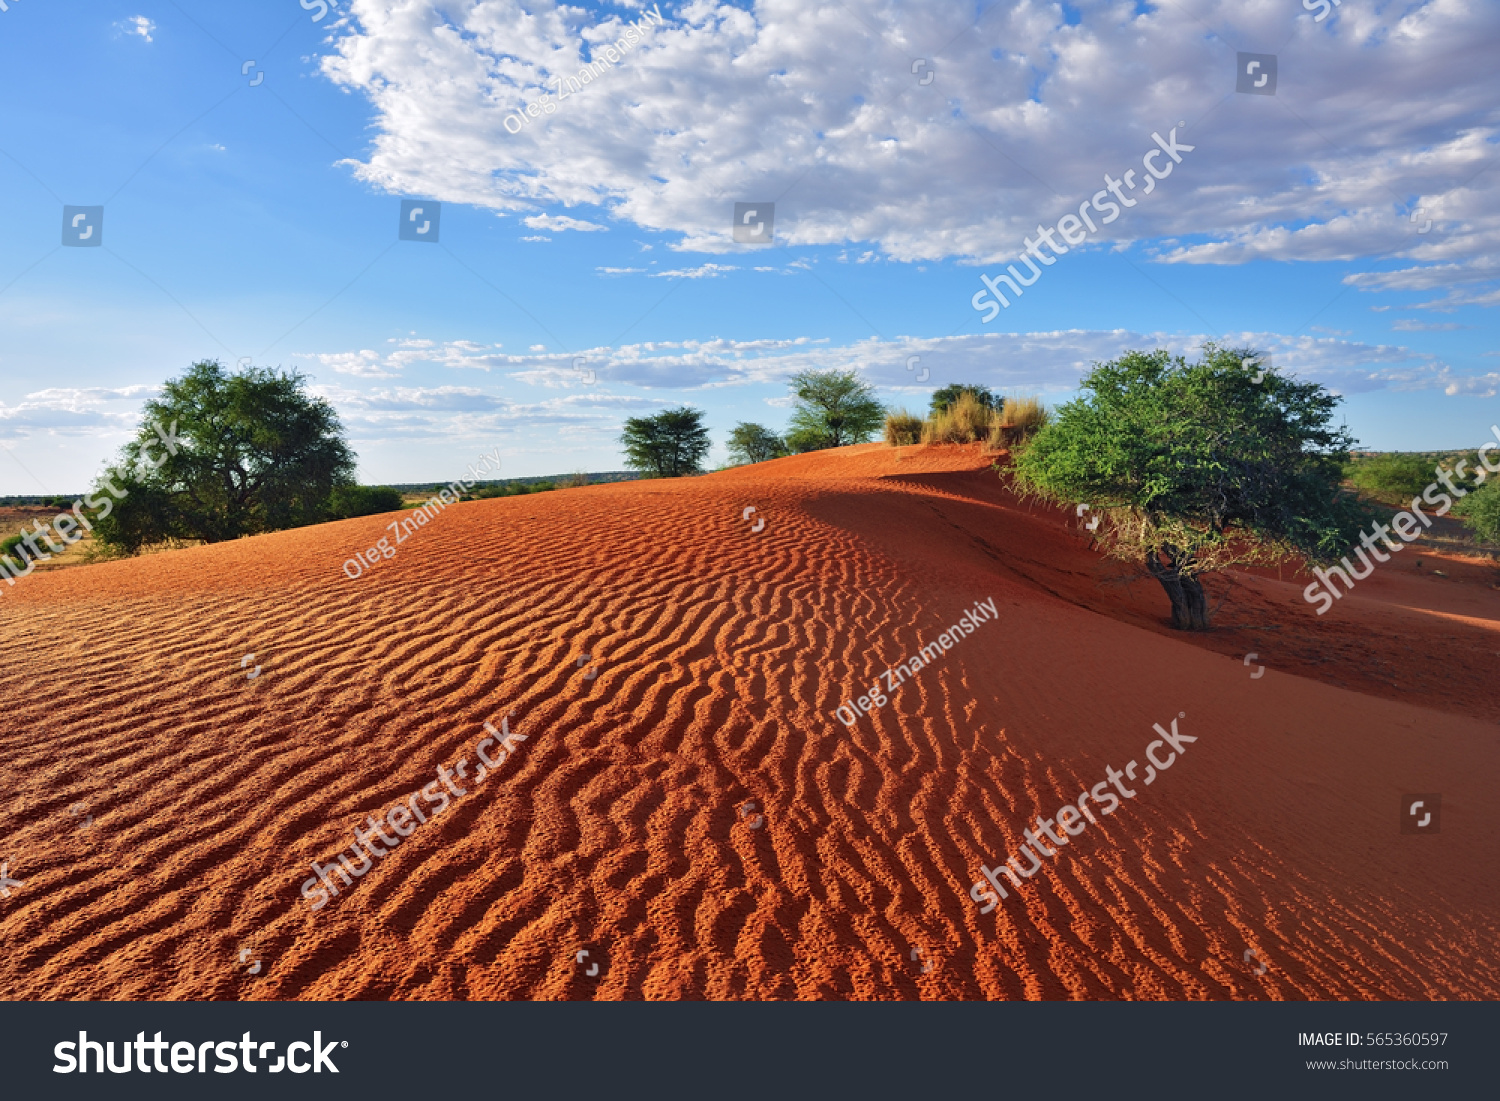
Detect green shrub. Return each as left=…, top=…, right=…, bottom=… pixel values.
left=1346, top=453, right=1436, bottom=504
left=1, top=532, right=34, bottom=565
left=328, top=485, right=406, bottom=519
left=1455, top=478, right=1500, bottom=543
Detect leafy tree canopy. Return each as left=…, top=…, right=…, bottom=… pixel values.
left=92, top=360, right=356, bottom=553
left=726, top=422, right=788, bottom=466
left=620, top=406, right=711, bottom=478
left=1011, top=345, right=1372, bottom=629
left=785, top=369, right=884, bottom=452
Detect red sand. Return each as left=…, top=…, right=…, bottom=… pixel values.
left=1, top=443, right=1496, bottom=1000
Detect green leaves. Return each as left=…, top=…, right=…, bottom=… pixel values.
left=91, top=360, right=357, bottom=551
left=785, top=369, right=884, bottom=451
left=620, top=406, right=711, bottom=477
left=929, top=384, right=999, bottom=417
left=1012, top=344, right=1370, bottom=575
left=726, top=422, right=788, bottom=465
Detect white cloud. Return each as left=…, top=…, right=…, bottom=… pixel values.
left=1391, top=319, right=1467, bottom=332
left=302, top=327, right=1487, bottom=401
left=648, top=263, right=737, bottom=279
left=296, top=340, right=516, bottom=377
left=522, top=213, right=607, bottom=232
left=0, top=386, right=160, bottom=440
left=118, top=16, right=155, bottom=42
left=318, top=0, right=1500, bottom=312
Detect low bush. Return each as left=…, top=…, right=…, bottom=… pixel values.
left=922, top=391, right=995, bottom=444
left=328, top=485, right=406, bottom=519
left=988, top=394, right=1050, bottom=448
left=1455, top=478, right=1500, bottom=543
left=883, top=408, right=924, bottom=446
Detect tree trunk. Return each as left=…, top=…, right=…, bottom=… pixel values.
left=1144, top=549, right=1211, bottom=631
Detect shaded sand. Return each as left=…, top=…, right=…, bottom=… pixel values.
left=1, top=443, right=1496, bottom=1000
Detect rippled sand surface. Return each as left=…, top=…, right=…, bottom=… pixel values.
left=2, top=443, right=1496, bottom=1000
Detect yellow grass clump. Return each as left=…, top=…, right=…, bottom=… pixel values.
left=922, top=390, right=997, bottom=444
left=988, top=394, right=1050, bottom=449
left=884, top=408, right=924, bottom=446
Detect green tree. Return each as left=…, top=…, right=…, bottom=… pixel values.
left=726, top=422, right=788, bottom=465
left=1011, top=345, right=1371, bottom=630
left=784, top=369, right=884, bottom=452
left=619, top=406, right=711, bottom=478
left=1455, top=478, right=1500, bottom=543
left=929, top=384, right=1000, bottom=416
left=91, top=360, right=356, bottom=553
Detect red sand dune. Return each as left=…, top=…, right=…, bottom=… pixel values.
left=1, top=443, right=1496, bottom=1000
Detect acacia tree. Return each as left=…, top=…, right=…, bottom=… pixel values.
left=726, top=422, right=788, bottom=465
left=784, top=369, right=884, bottom=452
left=1011, top=345, right=1371, bottom=630
left=93, top=360, right=356, bottom=552
left=929, top=384, right=1000, bottom=416
left=619, top=406, right=710, bottom=477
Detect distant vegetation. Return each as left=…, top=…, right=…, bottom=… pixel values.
left=471, top=480, right=558, bottom=498
left=727, top=422, right=789, bottom=465
left=1010, top=345, right=1371, bottom=631
left=328, top=485, right=405, bottom=519
left=924, top=390, right=997, bottom=445
left=1344, top=452, right=1437, bottom=504
left=1344, top=450, right=1499, bottom=546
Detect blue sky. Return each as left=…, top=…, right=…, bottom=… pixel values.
left=1, top=0, right=1496, bottom=493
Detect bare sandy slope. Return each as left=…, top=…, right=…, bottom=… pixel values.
left=1, top=443, right=1496, bottom=1000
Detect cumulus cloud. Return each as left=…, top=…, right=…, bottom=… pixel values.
left=0, top=386, right=161, bottom=436
left=311, top=381, right=662, bottom=441
left=302, top=327, right=1478, bottom=400
left=318, top=0, right=1500, bottom=314
left=295, top=338, right=517, bottom=376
